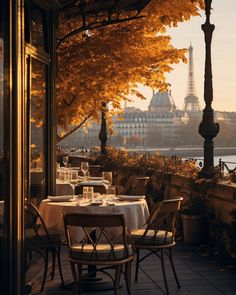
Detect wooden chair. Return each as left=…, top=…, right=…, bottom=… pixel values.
left=130, top=198, right=183, bottom=295
left=122, top=176, right=149, bottom=196
left=24, top=202, right=64, bottom=292
left=63, top=213, right=133, bottom=295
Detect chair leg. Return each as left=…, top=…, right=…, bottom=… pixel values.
left=71, top=262, right=79, bottom=295
left=77, top=264, right=83, bottom=295
left=168, top=248, right=180, bottom=289
left=56, top=246, right=65, bottom=286
left=40, top=249, right=49, bottom=292
left=160, top=249, right=169, bottom=295
left=135, top=248, right=140, bottom=281
left=114, top=265, right=122, bottom=295
left=51, top=249, right=56, bottom=280
left=125, top=262, right=132, bottom=295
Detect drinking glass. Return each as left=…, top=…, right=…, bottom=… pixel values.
left=102, top=172, right=112, bottom=195
left=62, top=156, right=69, bottom=168
left=58, top=170, right=68, bottom=182
left=81, top=161, right=89, bottom=178
left=83, top=186, right=94, bottom=202
left=87, top=187, right=94, bottom=201
left=69, top=170, right=78, bottom=198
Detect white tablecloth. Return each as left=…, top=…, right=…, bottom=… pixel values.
left=39, top=197, right=149, bottom=241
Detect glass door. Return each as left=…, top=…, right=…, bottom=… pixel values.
left=26, top=56, right=48, bottom=205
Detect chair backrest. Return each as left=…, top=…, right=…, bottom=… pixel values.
left=24, top=202, right=52, bottom=243
left=89, top=165, right=101, bottom=177
left=63, top=213, right=130, bottom=259
left=144, top=197, right=183, bottom=237
left=123, top=177, right=150, bottom=195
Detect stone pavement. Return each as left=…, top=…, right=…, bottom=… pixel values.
left=28, top=243, right=236, bottom=295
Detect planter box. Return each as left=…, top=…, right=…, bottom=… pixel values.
left=182, top=214, right=207, bottom=244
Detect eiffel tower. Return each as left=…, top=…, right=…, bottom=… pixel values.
left=183, top=43, right=201, bottom=112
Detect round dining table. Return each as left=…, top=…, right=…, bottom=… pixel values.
left=39, top=196, right=149, bottom=241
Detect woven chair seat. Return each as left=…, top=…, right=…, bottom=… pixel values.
left=131, top=229, right=173, bottom=246
left=25, top=227, right=61, bottom=248
left=69, top=243, right=133, bottom=261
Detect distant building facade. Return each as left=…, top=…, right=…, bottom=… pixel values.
left=60, top=44, right=236, bottom=149
left=111, top=91, right=184, bottom=147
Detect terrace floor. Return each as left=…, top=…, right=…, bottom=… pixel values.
left=28, top=242, right=236, bottom=295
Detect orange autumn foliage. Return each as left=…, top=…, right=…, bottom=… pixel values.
left=56, top=0, right=204, bottom=138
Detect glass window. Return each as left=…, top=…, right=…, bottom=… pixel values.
left=30, top=58, right=46, bottom=203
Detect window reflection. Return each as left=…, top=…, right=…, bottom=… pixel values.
left=30, top=3, right=46, bottom=51
left=30, top=59, right=46, bottom=203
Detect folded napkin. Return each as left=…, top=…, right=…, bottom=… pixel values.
left=117, top=195, right=145, bottom=201
left=48, top=195, right=75, bottom=202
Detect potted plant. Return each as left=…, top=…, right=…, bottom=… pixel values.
left=181, top=178, right=213, bottom=244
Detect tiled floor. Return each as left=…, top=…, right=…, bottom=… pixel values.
left=28, top=243, right=236, bottom=295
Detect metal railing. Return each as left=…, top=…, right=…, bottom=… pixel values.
left=218, top=158, right=236, bottom=174
left=188, top=157, right=236, bottom=174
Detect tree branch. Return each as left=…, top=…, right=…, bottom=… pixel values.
left=62, top=89, right=81, bottom=107
left=56, top=110, right=95, bottom=143
left=56, top=15, right=144, bottom=50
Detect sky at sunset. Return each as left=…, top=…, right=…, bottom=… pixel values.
left=127, top=0, right=236, bottom=113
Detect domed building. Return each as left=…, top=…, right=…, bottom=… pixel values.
left=149, top=91, right=176, bottom=112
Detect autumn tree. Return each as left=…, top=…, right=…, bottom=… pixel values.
left=56, top=0, right=204, bottom=141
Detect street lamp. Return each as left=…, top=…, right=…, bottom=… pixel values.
left=198, top=0, right=219, bottom=178
left=99, top=102, right=108, bottom=155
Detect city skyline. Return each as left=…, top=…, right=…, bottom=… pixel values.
left=127, top=0, right=236, bottom=113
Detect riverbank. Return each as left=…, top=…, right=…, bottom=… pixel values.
left=127, top=147, right=236, bottom=157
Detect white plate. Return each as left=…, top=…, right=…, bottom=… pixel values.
left=90, top=200, right=103, bottom=206
left=48, top=195, right=76, bottom=202
left=117, top=195, right=145, bottom=201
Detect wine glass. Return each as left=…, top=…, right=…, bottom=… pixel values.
left=102, top=172, right=112, bottom=195
left=81, top=161, right=89, bottom=178
left=69, top=170, right=78, bottom=198
left=62, top=156, right=69, bottom=168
